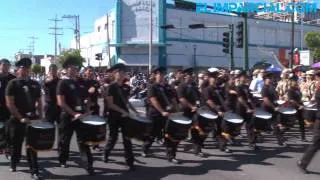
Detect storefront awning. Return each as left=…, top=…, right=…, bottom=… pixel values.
left=109, top=42, right=170, bottom=47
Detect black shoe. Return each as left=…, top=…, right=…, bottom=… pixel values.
left=93, top=145, right=103, bottom=152
left=141, top=152, right=152, bottom=158
left=128, top=165, right=136, bottom=171
left=103, top=155, right=109, bottom=163
left=60, top=163, right=67, bottom=168
left=301, top=138, right=308, bottom=142
left=168, top=158, right=181, bottom=164
left=86, top=167, right=95, bottom=176
left=195, top=152, right=206, bottom=158
left=249, top=144, right=260, bottom=150
left=31, top=173, right=42, bottom=180
left=9, top=168, right=16, bottom=172
left=278, top=142, right=288, bottom=147
left=220, top=148, right=232, bottom=153
left=297, top=161, right=308, bottom=174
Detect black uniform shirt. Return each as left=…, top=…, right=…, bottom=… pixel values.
left=84, top=79, right=100, bottom=105
left=202, top=85, right=223, bottom=112
left=261, top=84, right=278, bottom=111
left=177, top=82, right=199, bottom=112
left=107, top=82, right=128, bottom=117
left=56, top=79, right=88, bottom=112
left=225, top=83, right=237, bottom=109
left=287, top=86, right=302, bottom=105
left=44, top=77, right=60, bottom=105
left=5, top=78, right=41, bottom=116
left=0, top=73, right=15, bottom=119
left=315, top=88, right=320, bottom=119
left=147, top=83, right=170, bottom=117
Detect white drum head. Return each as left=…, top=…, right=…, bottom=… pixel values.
left=254, top=108, right=272, bottom=119
left=224, top=112, right=244, bottom=124
left=197, top=107, right=218, bottom=119
left=276, top=100, right=285, bottom=105
left=30, top=120, right=55, bottom=129
left=82, top=115, right=106, bottom=125
left=279, top=107, right=297, bottom=115
left=253, top=93, right=262, bottom=98
left=169, top=113, right=192, bottom=125
left=304, top=103, right=317, bottom=111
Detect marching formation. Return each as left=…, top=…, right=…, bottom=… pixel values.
left=0, top=57, right=319, bottom=179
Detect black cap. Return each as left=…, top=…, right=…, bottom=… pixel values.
left=263, top=72, right=273, bottom=80
left=15, top=58, right=32, bottom=68
left=207, top=71, right=219, bottom=78
left=109, top=63, right=126, bottom=72
left=49, top=64, right=58, bottom=69
left=152, top=67, right=166, bottom=74
left=235, top=70, right=247, bottom=78
left=62, top=56, right=82, bottom=69
left=0, top=58, right=10, bottom=64
left=182, top=67, right=194, bottom=75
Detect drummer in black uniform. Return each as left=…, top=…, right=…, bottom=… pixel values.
left=235, top=71, right=259, bottom=150
left=287, top=75, right=306, bottom=142
left=43, top=64, right=61, bottom=124
left=177, top=68, right=202, bottom=157
left=103, top=63, right=136, bottom=171
left=297, top=72, right=320, bottom=174
left=5, top=58, right=43, bottom=179
left=56, top=58, right=95, bottom=175
left=142, top=67, right=172, bottom=157
left=0, top=59, right=15, bottom=155
left=83, top=66, right=103, bottom=151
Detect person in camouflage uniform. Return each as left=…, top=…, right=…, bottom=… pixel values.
left=276, top=69, right=291, bottom=100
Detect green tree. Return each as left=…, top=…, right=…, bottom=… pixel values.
left=305, top=32, right=320, bottom=62
left=31, top=64, right=42, bottom=75
left=57, top=49, right=85, bottom=68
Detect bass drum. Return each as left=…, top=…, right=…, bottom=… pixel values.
left=80, top=115, right=107, bottom=145
left=223, top=111, right=244, bottom=136
left=197, top=107, right=218, bottom=133
left=124, top=114, right=152, bottom=140
left=278, top=107, right=297, bottom=127
left=26, top=120, right=55, bottom=151
left=253, top=108, right=273, bottom=131
left=303, top=102, right=317, bottom=122
left=166, top=113, right=192, bottom=141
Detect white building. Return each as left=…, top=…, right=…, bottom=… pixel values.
left=72, top=0, right=320, bottom=71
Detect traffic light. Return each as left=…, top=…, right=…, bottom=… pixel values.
left=236, top=21, right=244, bottom=48
left=222, top=32, right=230, bottom=54
left=95, top=53, right=102, bottom=60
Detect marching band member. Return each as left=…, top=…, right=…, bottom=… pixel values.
left=177, top=68, right=202, bottom=157
left=235, top=71, right=259, bottom=150
left=5, top=58, right=43, bottom=179
left=276, top=69, right=291, bottom=100
left=287, top=75, right=306, bottom=141
left=103, top=63, right=136, bottom=171
left=0, top=59, right=15, bottom=156
left=297, top=71, right=320, bottom=174
left=56, top=58, right=94, bottom=175
left=44, top=64, right=61, bottom=124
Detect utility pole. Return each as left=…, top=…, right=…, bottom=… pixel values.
left=106, top=13, right=111, bottom=67
left=49, top=15, right=63, bottom=63
left=28, top=36, right=38, bottom=61
left=62, top=15, right=80, bottom=50
left=148, top=0, right=153, bottom=73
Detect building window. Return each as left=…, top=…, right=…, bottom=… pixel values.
left=104, top=23, right=108, bottom=30
left=97, top=26, right=101, bottom=32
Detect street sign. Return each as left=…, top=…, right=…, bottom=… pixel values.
left=300, top=50, right=311, bottom=66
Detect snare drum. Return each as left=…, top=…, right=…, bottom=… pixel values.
left=26, top=120, right=55, bottom=151
left=80, top=115, right=106, bottom=145
left=223, top=111, right=244, bottom=136
left=278, top=107, right=297, bottom=127
left=253, top=108, right=273, bottom=131
left=129, top=98, right=145, bottom=108
left=303, top=102, right=317, bottom=122
left=165, top=113, right=192, bottom=140
left=197, top=107, right=218, bottom=133
left=124, top=114, right=152, bottom=140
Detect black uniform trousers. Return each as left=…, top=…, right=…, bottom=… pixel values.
left=44, top=104, right=61, bottom=124
left=0, top=116, right=10, bottom=152
left=184, top=111, right=205, bottom=154
left=7, top=118, right=38, bottom=174
left=300, top=119, right=320, bottom=168
left=104, top=115, right=134, bottom=166
left=236, top=109, right=256, bottom=145
left=142, top=116, right=166, bottom=153
left=58, top=112, right=93, bottom=169
left=165, top=137, right=179, bottom=160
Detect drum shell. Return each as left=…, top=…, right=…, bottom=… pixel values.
left=26, top=125, right=55, bottom=151
left=165, top=119, right=191, bottom=140
left=253, top=117, right=271, bottom=131
left=198, top=115, right=215, bottom=133
left=79, top=121, right=106, bottom=145
left=222, top=120, right=242, bottom=136
left=124, top=118, right=152, bottom=140
left=303, top=109, right=316, bottom=122
left=278, top=113, right=296, bottom=127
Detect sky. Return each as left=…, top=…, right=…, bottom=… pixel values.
left=0, top=0, right=315, bottom=60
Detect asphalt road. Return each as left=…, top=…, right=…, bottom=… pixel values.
left=0, top=99, right=319, bottom=180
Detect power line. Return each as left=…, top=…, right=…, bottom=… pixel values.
left=28, top=36, right=38, bottom=62
left=49, top=15, right=63, bottom=63
left=62, top=15, right=80, bottom=50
